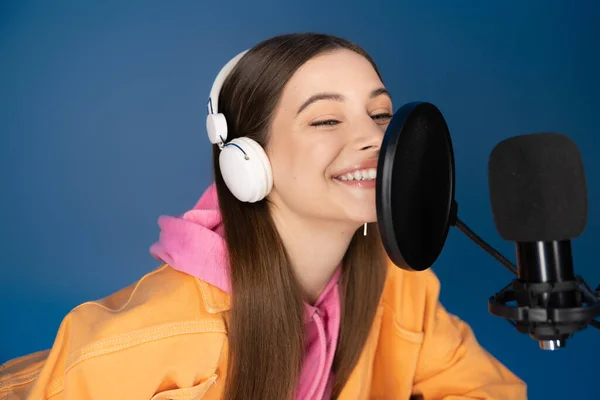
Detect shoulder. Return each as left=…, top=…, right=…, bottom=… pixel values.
left=0, top=265, right=230, bottom=399
left=58, top=264, right=229, bottom=358
left=381, top=260, right=442, bottom=307
left=379, top=261, right=442, bottom=332
left=64, top=265, right=226, bottom=342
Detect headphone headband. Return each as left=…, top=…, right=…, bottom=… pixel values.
left=206, top=47, right=274, bottom=203
left=207, top=49, right=249, bottom=115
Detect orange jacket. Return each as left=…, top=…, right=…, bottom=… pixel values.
left=0, top=262, right=527, bottom=399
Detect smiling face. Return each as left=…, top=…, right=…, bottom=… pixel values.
left=265, top=48, right=393, bottom=229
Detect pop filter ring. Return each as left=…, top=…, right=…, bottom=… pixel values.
left=376, top=101, right=456, bottom=271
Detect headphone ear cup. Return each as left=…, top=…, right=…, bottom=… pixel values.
left=219, top=137, right=273, bottom=203
left=236, top=137, right=273, bottom=195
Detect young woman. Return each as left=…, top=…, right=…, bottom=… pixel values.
left=0, top=33, right=527, bottom=399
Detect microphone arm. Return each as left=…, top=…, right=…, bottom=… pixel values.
left=448, top=200, right=600, bottom=350
left=454, top=217, right=517, bottom=276
left=448, top=200, right=517, bottom=275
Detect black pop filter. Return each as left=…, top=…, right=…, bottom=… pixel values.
left=376, top=102, right=456, bottom=271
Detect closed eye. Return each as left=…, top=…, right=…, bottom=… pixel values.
left=372, top=113, right=392, bottom=121
left=310, top=119, right=340, bottom=127
left=310, top=113, right=392, bottom=128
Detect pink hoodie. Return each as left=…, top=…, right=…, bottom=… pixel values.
left=150, top=183, right=341, bottom=400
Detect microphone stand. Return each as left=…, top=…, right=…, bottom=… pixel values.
left=448, top=200, right=600, bottom=350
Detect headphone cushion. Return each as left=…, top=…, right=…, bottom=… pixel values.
left=219, top=137, right=273, bottom=202
left=237, top=137, right=273, bottom=194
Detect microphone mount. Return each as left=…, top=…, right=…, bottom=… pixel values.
left=449, top=200, right=600, bottom=350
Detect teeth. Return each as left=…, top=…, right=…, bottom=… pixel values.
left=338, top=168, right=377, bottom=181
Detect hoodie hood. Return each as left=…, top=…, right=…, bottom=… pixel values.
left=149, top=181, right=342, bottom=319
left=149, top=183, right=232, bottom=293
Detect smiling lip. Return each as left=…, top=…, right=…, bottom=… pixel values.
left=332, top=158, right=379, bottom=189
left=332, top=158, right=379, bottom=178
left=336, top=178, right=377, bottom=189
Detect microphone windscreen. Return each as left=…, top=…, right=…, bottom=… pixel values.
left=488, top=132, right=587, bottom=242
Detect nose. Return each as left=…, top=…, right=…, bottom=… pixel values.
left=353, top=116, right=385, bottom=152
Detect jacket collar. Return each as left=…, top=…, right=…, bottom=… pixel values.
left=196, top=260, right=396, bottom=316
left=195, top=264, right=344, bottom=317
left=197, top=279, right=231, bottom=314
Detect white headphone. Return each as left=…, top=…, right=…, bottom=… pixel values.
left=206, top=50, right=274, bottom=203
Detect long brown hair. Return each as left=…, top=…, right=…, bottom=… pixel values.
left=212, top=33, right=388, bottom=399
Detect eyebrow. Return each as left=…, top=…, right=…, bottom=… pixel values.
left=296, top=87, right=392, bottom=115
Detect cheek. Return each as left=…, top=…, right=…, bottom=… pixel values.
left=293, top=143, right=338, bottom=183
left=271, top=139, right=335, bottom=180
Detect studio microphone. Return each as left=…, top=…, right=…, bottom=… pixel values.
left=487, top=132, right=600, bottom=350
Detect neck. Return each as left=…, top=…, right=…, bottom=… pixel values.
left=270, top=205, right=360, bottom=304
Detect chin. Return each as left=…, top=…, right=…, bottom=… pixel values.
left=332, top=194, right=377, bottom=226
left=344, top=210, right=378, bottom=227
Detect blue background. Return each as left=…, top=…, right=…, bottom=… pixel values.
left=1, top=1, right=598, bottom=398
